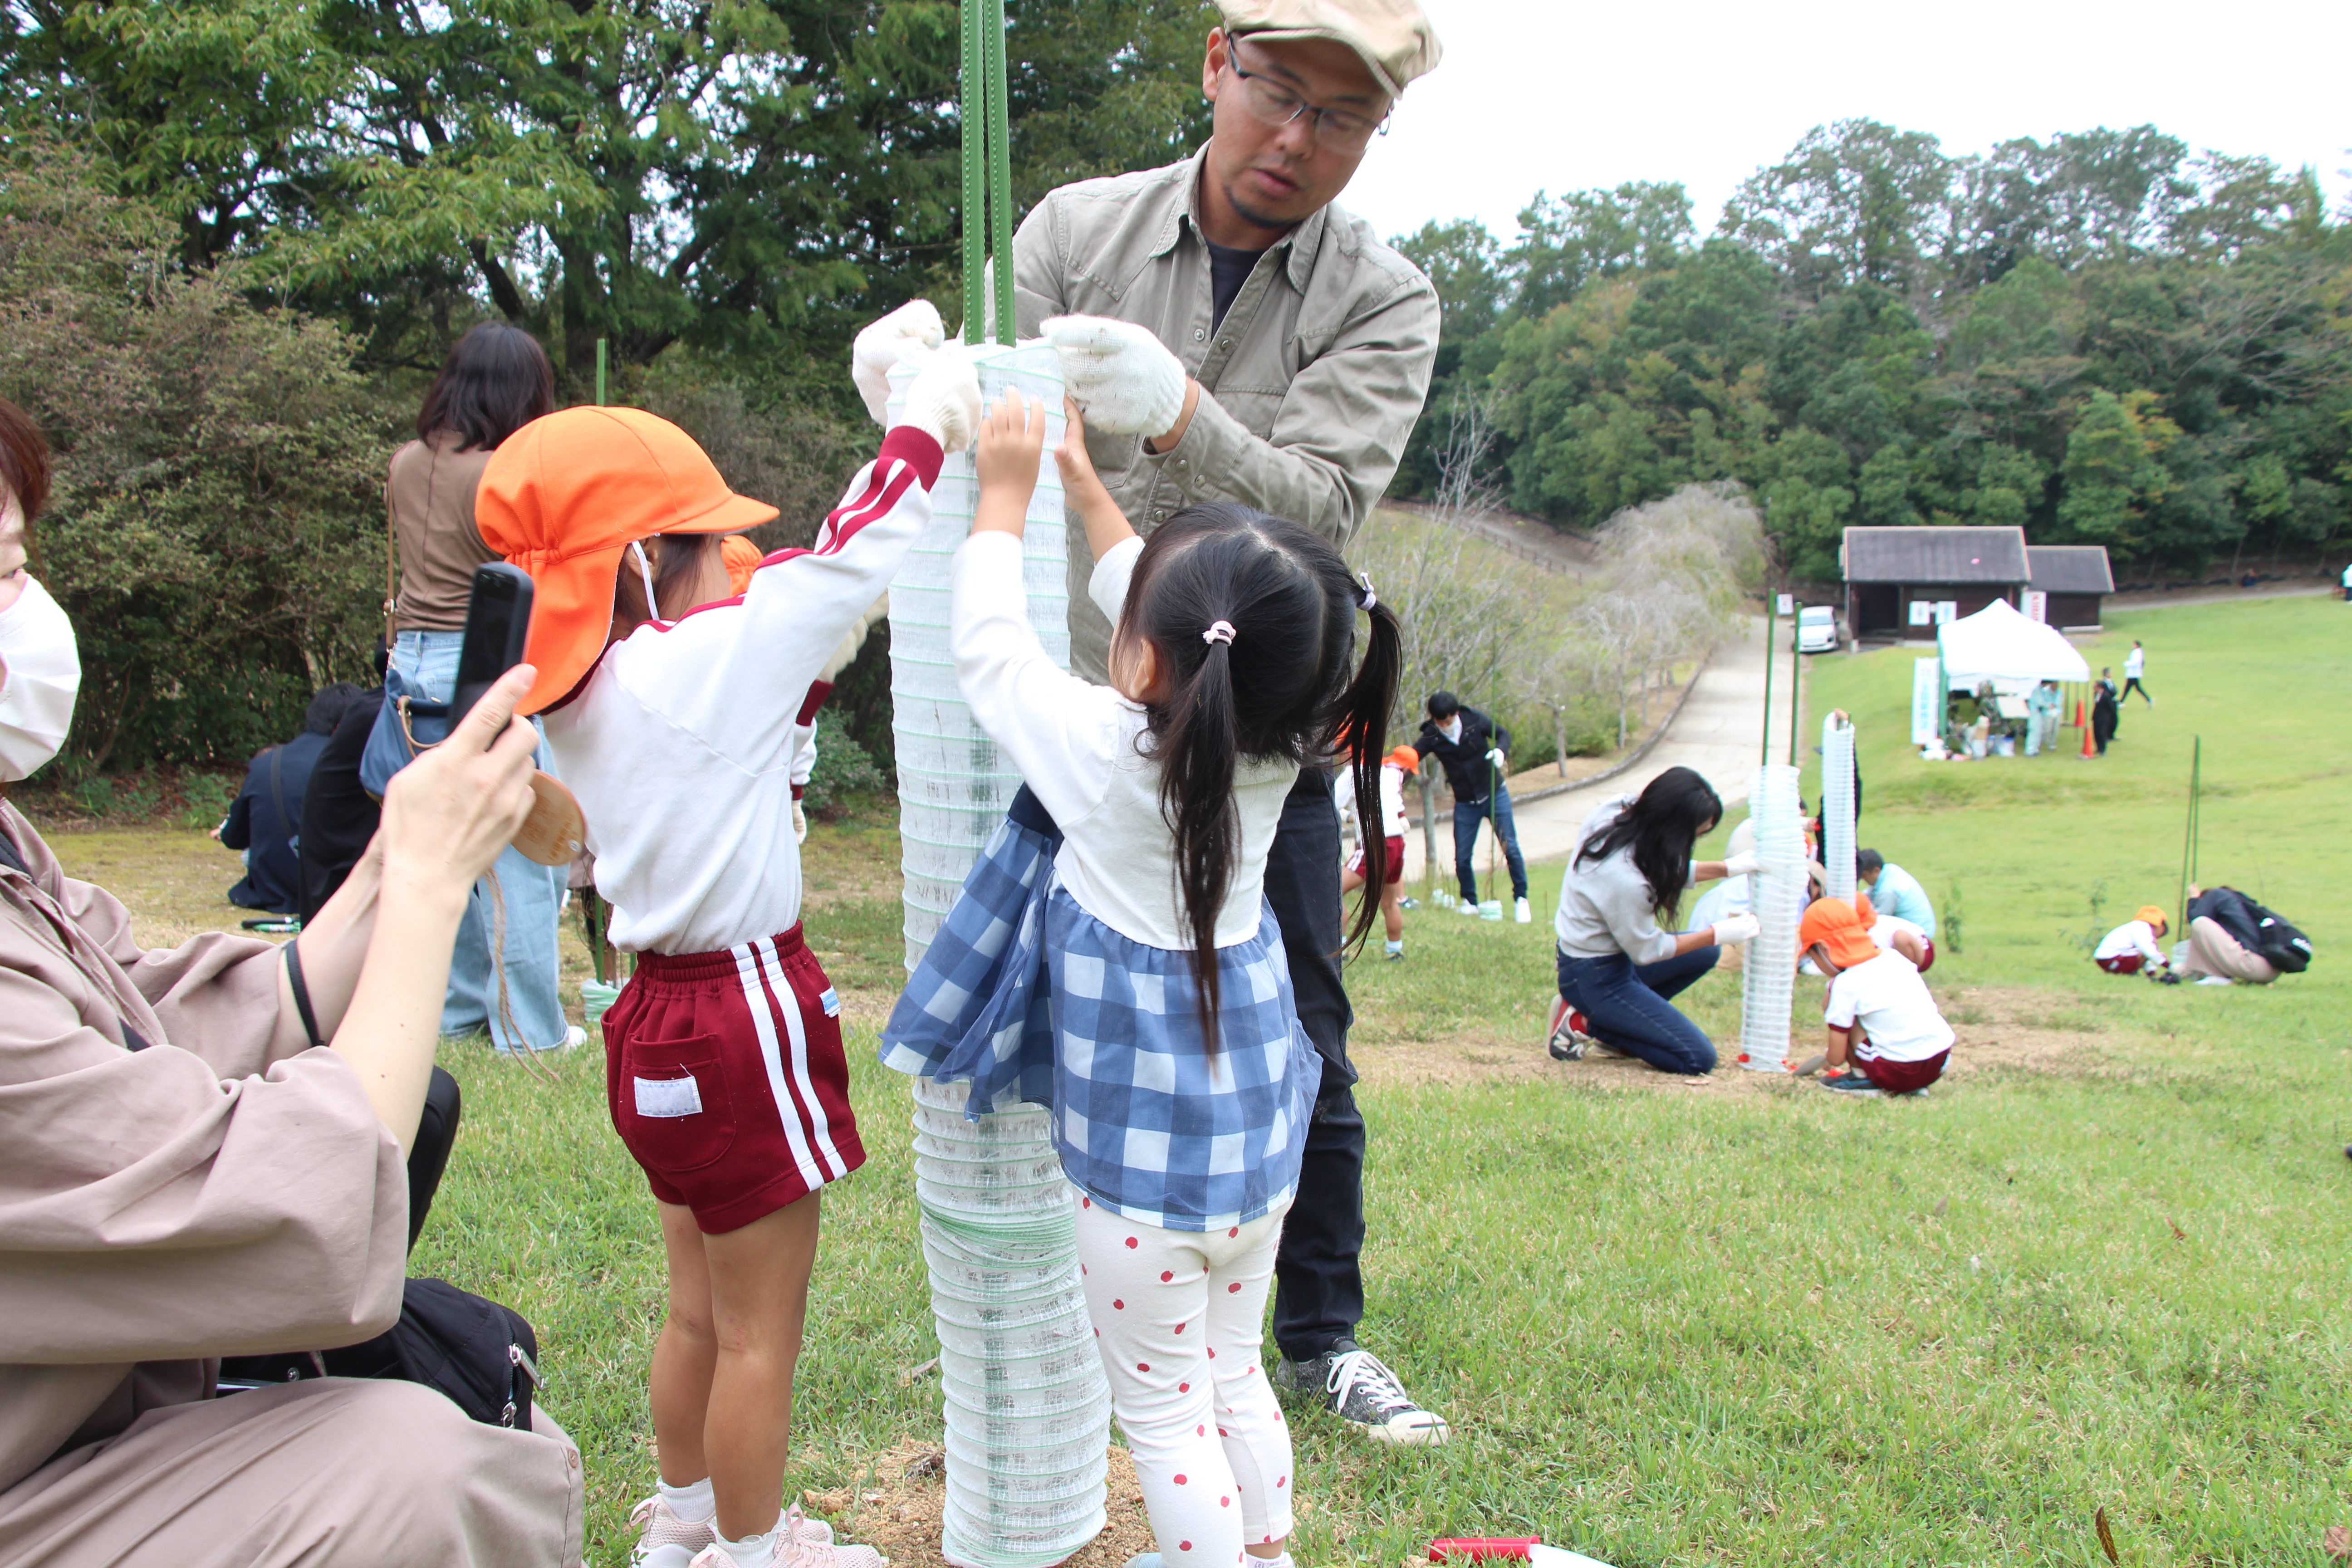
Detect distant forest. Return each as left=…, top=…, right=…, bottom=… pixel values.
left=1389, top=120, right=2352, bottom=579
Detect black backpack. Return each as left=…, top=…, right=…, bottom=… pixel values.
left=217, top=1278, right=541, bottom=1428
left=2251, top=908, right=2314, bottom=974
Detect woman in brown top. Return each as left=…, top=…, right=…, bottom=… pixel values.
left=372, top=324, right=575, bottom=1053
left=0, top=398, right=582, bottom=1565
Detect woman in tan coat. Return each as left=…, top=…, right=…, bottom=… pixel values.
left=0, top=399, right=582, bottom=1567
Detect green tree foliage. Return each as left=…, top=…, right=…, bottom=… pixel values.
left=1400, top=118, right=2352, bottom=580
left=3, top=0, right=1216, bottom=386
left=0, top=137, right=387, bottom=769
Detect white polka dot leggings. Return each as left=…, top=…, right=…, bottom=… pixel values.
left=1074, top=1191, right=1295, bottom=1566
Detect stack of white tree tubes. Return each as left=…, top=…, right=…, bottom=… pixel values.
left=886, top=345, right=1111, bottom=1568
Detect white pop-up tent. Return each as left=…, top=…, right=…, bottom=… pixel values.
left=1936, top=596, right=2090, bottom=691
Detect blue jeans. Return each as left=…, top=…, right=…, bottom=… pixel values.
left=1451, top=787, right=1528, bottom=904
left=387, top=631, right=569, bottom=1053
left=1555, top=944, right=1721, bottom=1074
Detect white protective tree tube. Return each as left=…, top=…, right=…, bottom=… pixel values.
left=1739, top=763, right=1806, bottom=1071
left=887, top=344, right=1111, bottom=1568
left=1821, top=717, right=1857, bottom=904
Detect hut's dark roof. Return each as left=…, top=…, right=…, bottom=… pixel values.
left=2027, top=545, right=2115, bottom=595
left=1842, top=526, right=2029, bottom=584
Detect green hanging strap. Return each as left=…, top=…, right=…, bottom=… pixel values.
left=962, top=0, right=1017, bottom=346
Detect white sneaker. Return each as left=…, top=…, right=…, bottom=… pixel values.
left=1457, top=900, right=1481, bottom=916
left=687, top=1507, right=882, bottom=1568
left=559, top=1024, right=588, bottom=1049
left=2195, top=975, right=2234, bottom=986
left=1514, top=897, right=1532, bottom=923
left=629, top=1495, right=716, bottom=1568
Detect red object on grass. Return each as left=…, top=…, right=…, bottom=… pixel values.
left=1431, top=1541, right=1540, bottom=1562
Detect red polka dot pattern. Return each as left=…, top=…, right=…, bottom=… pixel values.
left=1174, top=1322, right=1186, bottom=1334
left=1125, top=1236, right=1139, bottom=1249
left=1174, top=1474, right=1188, bottom=1485
left=1112, top=1299, right=1124, bottom=1310
left=1227, top=1282, right=1242, bottom=1293
left=1161, top=1270, right=1174, bottom=1282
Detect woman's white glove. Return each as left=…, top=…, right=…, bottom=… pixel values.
left=1042, top=315, right=1187, bottom=436
left=891, top=344, right=983, bottom=451
left=1724, top=851, right=1763, bottom=877
left=1712, top=911, right=1762, bottom=945
left=852, top=299, right=946, bottom=424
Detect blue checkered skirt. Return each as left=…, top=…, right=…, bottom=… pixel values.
left=881, top=814, right=1318, bottom=1232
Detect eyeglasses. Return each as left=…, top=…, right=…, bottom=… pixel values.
left=1224, top=46, right=1391, bottom=154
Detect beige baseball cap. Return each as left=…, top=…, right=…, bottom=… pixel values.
left=1217, top=0, right=1443, bottom=99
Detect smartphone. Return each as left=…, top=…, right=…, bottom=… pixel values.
left=447, top=563, right=535, bottom=728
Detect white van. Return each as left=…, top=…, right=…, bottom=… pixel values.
left=1795, top=604, right=1839, bottom=653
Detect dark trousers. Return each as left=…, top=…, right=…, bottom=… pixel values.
left=1555, top=945, right=1721, bottom=1074
left=2121, top=676, right=2151, bottom=705
left=407, top=1067, right=463, bottom=1252
left=1450, top=787, right=1529, bottom=904
left=1262, top=766, right=1367, bottom=1361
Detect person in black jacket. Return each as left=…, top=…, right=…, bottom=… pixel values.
left=2176, top=884, right=2291, bottom=985
left=1414, top=691, right=1530, bottom=921
left=215, top=682, right=368, bottom=912
left=299, top=687, right=387, bottom=923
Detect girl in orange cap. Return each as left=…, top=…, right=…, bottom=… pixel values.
left=478, top=323, right=981, bottom=1568
left=2092, top=905, right=2172, bottom=979
left=1800, top=894, right=1955, bottom=1097
left=1342, top=743, right=1418, bottom=960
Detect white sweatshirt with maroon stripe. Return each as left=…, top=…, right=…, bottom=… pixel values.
left=544, top=426, right=942, bottom=955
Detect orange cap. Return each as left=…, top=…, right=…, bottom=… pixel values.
left=477, top=408, right=778, bottom=714
left=1799, top=896, right=1882, bottom=971
left=721, top=535, right=763, bottom=597
left=1386, top=744, right=1420, bottom=773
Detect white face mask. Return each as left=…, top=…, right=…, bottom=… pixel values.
left=0, top=574, right=81, bottom=781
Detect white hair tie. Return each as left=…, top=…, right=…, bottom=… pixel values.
left=1202, top=620, right=1237, bottom=647
left=1357, top=572, right=1377, bottom=610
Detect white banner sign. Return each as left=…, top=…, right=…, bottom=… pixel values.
left=1777, top=593, right=1795, bottom=616
left=2024, top=589, right=2048, bottom=623
left=1912, top=658, right=1943, bottom=744
left=1935, top=600, right=1958, bottom=624
left=1908, top=599, right=1933, bottom=627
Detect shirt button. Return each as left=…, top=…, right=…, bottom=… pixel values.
left=1193, top=328, right=1205, bottom=341
left=1219, top=339, right=1233, bottom=351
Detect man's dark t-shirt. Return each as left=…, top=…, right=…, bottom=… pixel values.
left=1206, top=240, right=1268, bottom=330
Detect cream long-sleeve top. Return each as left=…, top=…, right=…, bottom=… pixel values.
left=0, top=804, right=409, bottom=1493
left=951, top=529, right=1298, bottom=950
left=543, top=427, right=941, bottom=955
left=1553, top=794, right=1699, bottom=964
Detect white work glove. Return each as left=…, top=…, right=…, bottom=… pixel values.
left=891, top=343, right=983, bottom=451
left=1724, top=851, right=1763, bottom=877
left=792, top=799, right=808, bottom=845
left=1712, top=911, right=1762, bottom=945
left=852, top=299, right=946, bottom=425
left=1485, top=748, right=1507, bottom=767
left=1041, top=314, right=1188, bottom=436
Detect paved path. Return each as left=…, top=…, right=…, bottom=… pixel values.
left=1399, top=615, right=1788, bottom=887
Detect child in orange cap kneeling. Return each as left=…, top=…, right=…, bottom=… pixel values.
left=1800, top=894, right=1954, bottom=1097
left=2092, top=905, right=2172, bottom=979
left=1342, top=743, right=1416, bottom=960
left=476, top=328, right=982, bottom=1568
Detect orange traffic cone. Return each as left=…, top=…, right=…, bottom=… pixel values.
left=2081, top=715, right=2096, bottom=759
left=2073, top=697, right=2086, bottom=728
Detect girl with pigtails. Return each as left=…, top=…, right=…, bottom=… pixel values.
left=881, top=392, right=1402, bottom=1568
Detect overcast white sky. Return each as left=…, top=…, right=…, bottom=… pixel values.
left=1341, top=0, right=2352, bottom=247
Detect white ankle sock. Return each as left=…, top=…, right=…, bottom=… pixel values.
left=715, top=1524, right=780, bottom=1568
left=657, top=1476, right=716, bottom=1524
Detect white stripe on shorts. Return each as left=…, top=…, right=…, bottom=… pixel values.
left=731, top=941, right=823, bottom=1185
left=755, top=936, right=849, bottom=1181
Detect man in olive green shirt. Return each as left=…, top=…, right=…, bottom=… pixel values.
left=1015, top=0, right=1447, bottom=1445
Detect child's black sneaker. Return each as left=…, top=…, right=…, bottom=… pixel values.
left=1821, top=1070, right=1881, bottom=1096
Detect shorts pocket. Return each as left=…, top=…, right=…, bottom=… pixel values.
left=614, top=1032, right=735, bottom=1176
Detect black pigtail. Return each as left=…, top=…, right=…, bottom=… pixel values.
left=1325, top=595, right=1404, bottom=956
left=1158, top=631, right=1242, bottom=1054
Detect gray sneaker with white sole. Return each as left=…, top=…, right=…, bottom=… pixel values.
left=1273, top=1339, right=1449, bottom=1446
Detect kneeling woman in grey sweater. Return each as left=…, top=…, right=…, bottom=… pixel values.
left=1547, top=767, right=1759, bottom=1073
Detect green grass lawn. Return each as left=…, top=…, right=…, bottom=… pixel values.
left=392, top=596, right=2351, bottom=1567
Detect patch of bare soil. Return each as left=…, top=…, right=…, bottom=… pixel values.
left=1348, top=982, right=2123, bottom=1098
left=806, top=1441, right=1156, bottom=1568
